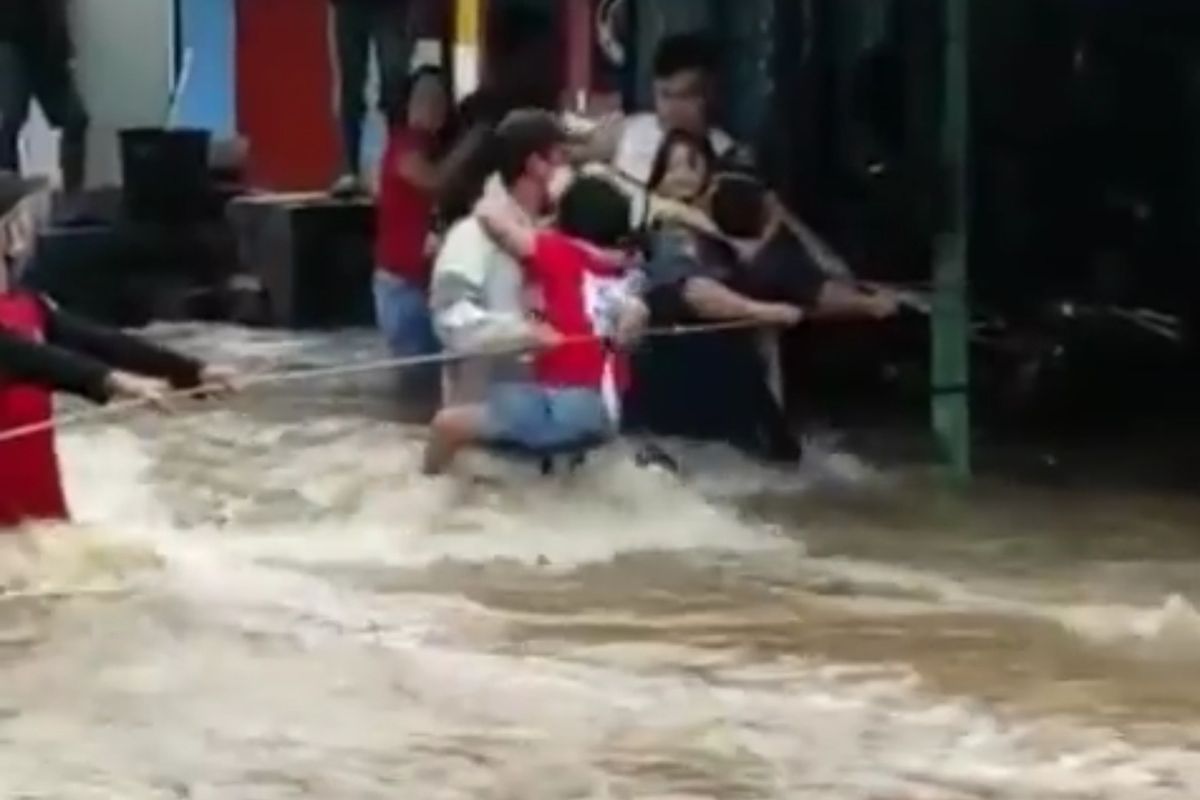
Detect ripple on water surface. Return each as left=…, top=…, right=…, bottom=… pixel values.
left=0, top=325, right=1199, bottom=798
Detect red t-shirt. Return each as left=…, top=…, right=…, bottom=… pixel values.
left=375, top=126, right=435, bottom=285
left=525, top=232, right=634, bottom=395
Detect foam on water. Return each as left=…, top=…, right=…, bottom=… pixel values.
left=2, top=324, right=1200, bottom=798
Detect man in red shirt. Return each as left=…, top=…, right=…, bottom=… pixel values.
left=423, top=175, right=648, bottom=475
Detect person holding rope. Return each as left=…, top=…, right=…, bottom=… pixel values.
left=428, top=110, right=572, bottom=406
left=426, top=111, right=609, bottom=472
left=592, top=133, right=806, bottom=462
left=0, top=194, right=236, bottom=530
left=423, top=171, right=647, bottom=475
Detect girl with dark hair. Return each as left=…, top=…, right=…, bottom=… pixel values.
left=373, top=66, right=487, bottom=396
left=645, top=129, right=717, bottom=210
left=622, top=132, right=806, bottom=463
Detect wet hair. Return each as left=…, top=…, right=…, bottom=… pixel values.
left=709, top=173, right=769, bottom=239
left=653, top=32, right=718, bottom=80
left=557, top=176, right=631, bottom=249
left=493, top=109, right=566, bottom=185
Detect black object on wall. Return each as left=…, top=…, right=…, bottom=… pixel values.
left=227, top=199, right=376, bottom=329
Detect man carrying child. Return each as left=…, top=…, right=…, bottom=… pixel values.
left=424, top=111, right=647, bottom=474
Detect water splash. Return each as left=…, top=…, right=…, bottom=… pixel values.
left=2, top=325, right=1200, bottom=798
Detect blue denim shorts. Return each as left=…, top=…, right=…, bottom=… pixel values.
left=482, top=383, right=614, bottom=454
left=373, top=270, right=439, bottom=357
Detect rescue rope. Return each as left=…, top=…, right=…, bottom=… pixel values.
left=0, top=318, right=769, bottom=445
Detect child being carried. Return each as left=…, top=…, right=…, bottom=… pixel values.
left=423, top=174, right=649, bottom=475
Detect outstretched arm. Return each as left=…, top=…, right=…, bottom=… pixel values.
left=0, top=325, right=113, bottom=404
left=768, top=193, right=854, bottom=279
left=43, top=302, right=205, bottom=390
left=0, top=325, right=178, bottom=409
left=682, top=277, right=802, bottom=327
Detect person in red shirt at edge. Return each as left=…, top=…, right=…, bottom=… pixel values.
left=423, top=174, right=649, bottom=475
left=0, top=197, right=236, bottom=531
left=374, top=66, right=488, bottom=359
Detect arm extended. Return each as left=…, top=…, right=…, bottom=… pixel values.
left=0, top=325, right=114, bottom=404
left=43, top=303, right=203, bottom=389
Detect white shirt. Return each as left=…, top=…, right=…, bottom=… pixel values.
left=429, top=177, right=536, bottom=400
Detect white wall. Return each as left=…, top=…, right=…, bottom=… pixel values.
left=17, top=0, right=173, bottom=188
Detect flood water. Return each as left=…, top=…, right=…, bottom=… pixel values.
left=3, top=325, right=1200, bottom=799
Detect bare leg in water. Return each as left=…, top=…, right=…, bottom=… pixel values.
left=423, top=405, right=486, bottom=475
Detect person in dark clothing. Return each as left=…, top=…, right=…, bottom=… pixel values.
left=633, top=131, right=803, bottom=327
left=706, top=171, right=899, bottom=321
left=626, top=221, right=803, bottom=462
left=0, top=0, right=89, bottom=192
left=328, top=0, right=414, bottom=195
left=0, top=295, right=219, bottom=410
left=616, top=133, right=804, bottom=463
left=0, top=196, right=235, bottom=528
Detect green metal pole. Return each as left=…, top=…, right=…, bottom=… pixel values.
left=932, top=0, right=971, bottom=480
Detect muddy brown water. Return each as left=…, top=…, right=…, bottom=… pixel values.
left=1, top=325, right=1199, bottom=799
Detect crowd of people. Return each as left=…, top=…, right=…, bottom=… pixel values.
left=0, top=17, right=905, bottom=533
left=367, top=32, right=902, bottom=469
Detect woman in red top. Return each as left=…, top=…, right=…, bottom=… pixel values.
left=0, top=197, right=235, bottom=529
left=374, top=66, right=487, bottom=361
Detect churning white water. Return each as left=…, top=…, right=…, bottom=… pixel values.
left=2, top=325, right=1200, bottom=799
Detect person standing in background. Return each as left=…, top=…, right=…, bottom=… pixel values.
left=328, top=0, right=414, bottom=196
left=580, top=33, right=735, bottom=185
left=578, top=31, right=855, bottom=281
left=0, top=0, right=90, bottom=194
left=373, top=65, right=487, bottom=417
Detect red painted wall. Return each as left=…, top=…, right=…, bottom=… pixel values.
left=235, top=0, right=338, bottom=190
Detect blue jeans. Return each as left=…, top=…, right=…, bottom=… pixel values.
left=373, top=270, right=438, bottom=357
left=482, top=384, right=614, bottom=455
left=374, top=270, right=440, bottom=415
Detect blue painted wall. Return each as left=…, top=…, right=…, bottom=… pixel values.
left=175, top=0, right=236, bottom=135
